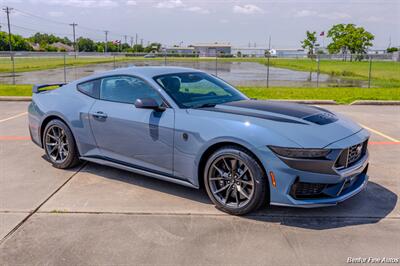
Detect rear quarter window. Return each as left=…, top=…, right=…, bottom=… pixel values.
left=77, top=79, right=100, bottom=98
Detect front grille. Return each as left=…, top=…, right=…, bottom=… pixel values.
left=335, top=140, right=368, bottom=169
left=347, top=143, right=363, bottom=165
left=290, top=181, right=326, bottom=199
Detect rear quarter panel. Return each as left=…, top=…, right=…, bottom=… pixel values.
left=29, top=83, right=98, bottom=156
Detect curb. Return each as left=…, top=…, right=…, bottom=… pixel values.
left=268, top=100, right=338, bottom=105
left=349, top=100, right=400, bottom=105
left=0, top=96, right=32, bottom=101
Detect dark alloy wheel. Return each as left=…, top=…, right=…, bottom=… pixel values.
left=204, top=146, right=268, bottom=215
left=43, top=119, right=80, bottom=169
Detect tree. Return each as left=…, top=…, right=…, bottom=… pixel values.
left=77, top=37, right=96, bottom=52
left=144, top=43, right=161, bottom=53
left=0, top=32, right=32, bottom=51
left=387, top=47, right=399, bottom=53
left=327, top=24, right=374, bottom=61
left=132, top=44, right=144, bottom=52
left=301, top=31, right=317, bottom=59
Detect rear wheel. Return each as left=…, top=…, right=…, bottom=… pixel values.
left=43, top=119, right=80, bottom=169
left=204, top=146, right=268, bottom=215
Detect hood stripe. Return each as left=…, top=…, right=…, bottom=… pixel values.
left=221, top=100, right=321, bottom=118
left=200, top=107, right=307, bottom=124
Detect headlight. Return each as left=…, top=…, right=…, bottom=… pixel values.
left=268, top=146, right=331, bottom=159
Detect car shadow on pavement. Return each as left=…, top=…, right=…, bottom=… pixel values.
left=248, top=181, right=398, bottom=230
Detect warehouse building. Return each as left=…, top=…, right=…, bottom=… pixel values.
left=192, top=43, right=231, bottom=57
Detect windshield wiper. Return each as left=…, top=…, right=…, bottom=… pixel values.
left=194, top=103, right=217, bottom=108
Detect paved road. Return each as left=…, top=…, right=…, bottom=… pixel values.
left=0, top=102, right=399, bottom=265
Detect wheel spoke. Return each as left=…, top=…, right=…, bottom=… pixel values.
left=213, top=165, right=225, bottom=176
left=222, top=158, right=231, bottom=171
left=214, top=183, right=230, bottom=194
left=241, top=180, right=253, bottom=186
left=238, top=187, right=250, bottom=199
left=231, top=159, right=238, bottom=175
left=210, top=177, right=225, bottom=181
left=224, top=184, right=233, bottom=203
left=237, top=166, right=248, bottom=179
left=234, top=189, right=240, bottom=206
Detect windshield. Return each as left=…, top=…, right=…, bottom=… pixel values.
left=154, top=72, right=247, bottom=108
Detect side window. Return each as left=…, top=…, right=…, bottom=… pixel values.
left=77, top=79, right=100, bottom=98
left=100, top=76, right=163, bottom=105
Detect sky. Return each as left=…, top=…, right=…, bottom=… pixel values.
left=0, top=0, right=399, bottom=49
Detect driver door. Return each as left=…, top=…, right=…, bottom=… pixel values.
left=88, top=75, right=175, bottom=175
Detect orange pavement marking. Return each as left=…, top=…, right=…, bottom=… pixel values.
left=0, top=136, right=31, bottom=140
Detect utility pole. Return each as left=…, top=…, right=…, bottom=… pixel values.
left=104, top=30, right=109, bottom=53
left=3, top=6, right=15, bottom=83
left=3, top=7, right=13, bottom=55
left=69, top=22, right=78, bottom=58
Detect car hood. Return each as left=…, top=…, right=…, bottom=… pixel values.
left=203, top=100, right=362, bottom=148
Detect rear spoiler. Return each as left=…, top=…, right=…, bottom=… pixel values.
left=32, top=83, right=66, bottom=93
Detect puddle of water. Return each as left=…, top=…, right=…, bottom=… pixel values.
left=0, top=60, right=366, bottom=87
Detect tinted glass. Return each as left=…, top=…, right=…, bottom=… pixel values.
left=100, top=76, right=163, bottom=104
left=77, top=79, right=100, bottom=98
left=154, top=72, right=247, bottom=108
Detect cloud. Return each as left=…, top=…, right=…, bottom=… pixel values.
left=126, top=0, right=137, bottom=6
left=30, top=0, right=118, bottom=8
left=48, top=11, right=64, bottom=17
left=184, top=6, right=210, bottom=14
left=155, top=0, right=184, bottom=9
left=219, top=19, right=229, bottom=24
left=294, top=9, right=351, bottom=20
left=294, top=10, right=317, bottom=17
left=233, top=4, right=264, bottom=15
left=364, top=16, right=384, bottom=22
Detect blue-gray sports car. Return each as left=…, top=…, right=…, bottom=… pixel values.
left=28, top=67, right=370, bottom=215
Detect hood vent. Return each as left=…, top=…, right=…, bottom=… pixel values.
left=303, top=113, right=338, bottom=125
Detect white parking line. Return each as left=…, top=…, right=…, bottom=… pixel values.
left=0, top=112, right=27, bottom=123
left=360, top=123, right=399, bottom=142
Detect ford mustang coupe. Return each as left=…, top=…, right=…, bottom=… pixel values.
left=28, top=67, right=370, bottom=215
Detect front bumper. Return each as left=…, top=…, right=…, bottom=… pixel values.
left=260, top=129, right=370, bottom=207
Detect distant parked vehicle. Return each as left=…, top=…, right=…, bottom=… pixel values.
left=144, top=53, right=156, bottom=58
left=28, top=67, right=370, bottom=215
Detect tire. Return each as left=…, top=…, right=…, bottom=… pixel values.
left=43, top=119, right=80, bottom=169
left=204, top=146, right=268, bottom=215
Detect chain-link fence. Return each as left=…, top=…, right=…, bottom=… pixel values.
left=0, top=51, right=399, bottom=88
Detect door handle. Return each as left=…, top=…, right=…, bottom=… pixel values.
left=92, top=111, right=108, bottom=119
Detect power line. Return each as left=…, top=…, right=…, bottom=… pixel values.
left=13, top=8, right=69, bottom=26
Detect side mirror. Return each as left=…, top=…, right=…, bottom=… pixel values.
left=134, top=98, right=166, bottom=112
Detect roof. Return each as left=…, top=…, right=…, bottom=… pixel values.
left=73, top=66, right=202, bottom=84
left=193, top=43, right=231, bottom=48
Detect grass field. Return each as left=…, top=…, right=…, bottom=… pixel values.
left=1, top=84, right=399, bottom=104
left=0, top=56, right=132, bottom=73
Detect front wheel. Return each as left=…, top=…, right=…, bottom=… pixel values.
left=43, top=119, right=80, bottom=169
left=204, top=146, right=268, bottom=215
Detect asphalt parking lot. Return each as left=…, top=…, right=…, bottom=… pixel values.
left=0, top=101, right=399, bottom=265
